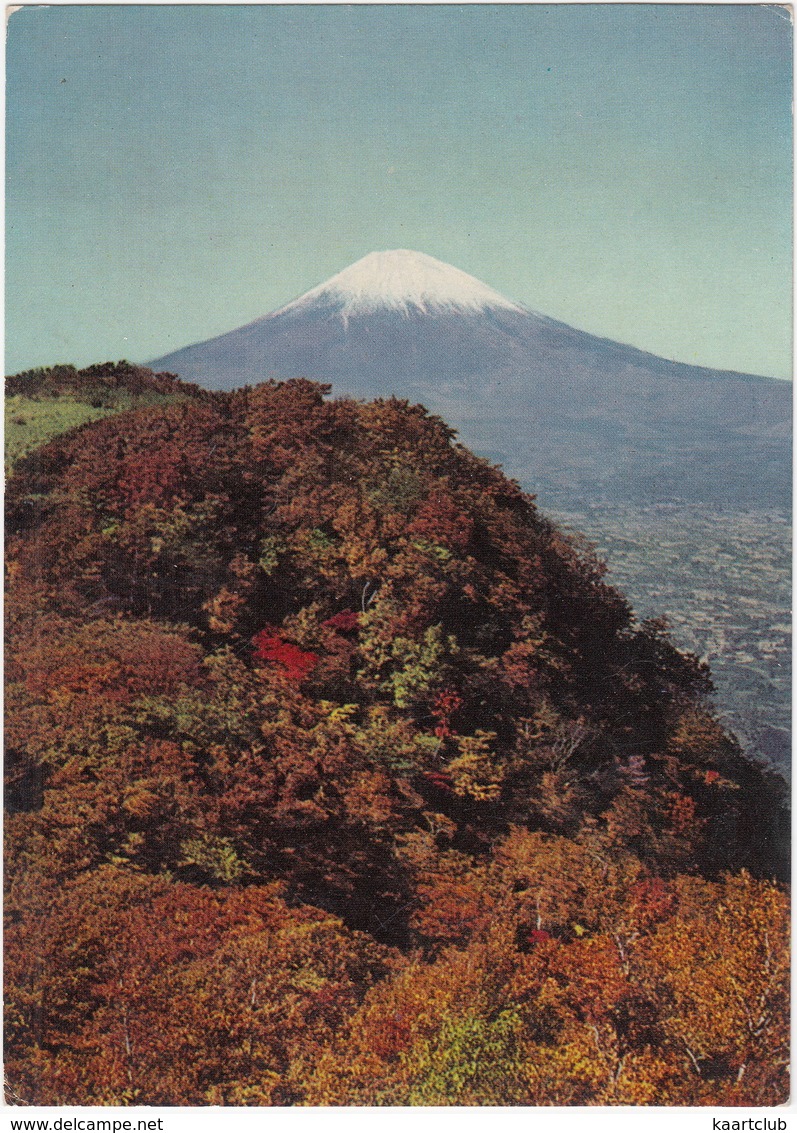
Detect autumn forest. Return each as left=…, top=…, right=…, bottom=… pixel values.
left=4, top=364, right=790, bottom=1106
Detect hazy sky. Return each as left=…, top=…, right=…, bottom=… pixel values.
left=6, top=3, right=793, bottom=378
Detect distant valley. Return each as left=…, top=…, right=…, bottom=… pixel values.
left=551, top=501, right=790, bottom=769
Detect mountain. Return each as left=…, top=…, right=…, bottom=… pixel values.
left=150, top=250, right=790, bottom=508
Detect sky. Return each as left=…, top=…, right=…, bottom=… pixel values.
left=5, top=3, right=793, bottom=378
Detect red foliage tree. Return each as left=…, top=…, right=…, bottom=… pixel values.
left=252, top=629, right=319, bottom=681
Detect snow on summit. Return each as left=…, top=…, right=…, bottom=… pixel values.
left=275, top=250, right=526, bottom=318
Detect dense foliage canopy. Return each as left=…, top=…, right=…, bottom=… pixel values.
left=5, top=365, right=789, bottom=1106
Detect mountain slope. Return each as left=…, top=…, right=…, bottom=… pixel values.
left=5, top=378, right=789, bottom=1105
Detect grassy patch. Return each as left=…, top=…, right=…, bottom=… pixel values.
left=5, top=391, right=184, bottom=467
left=5, top=394, right=118, bottom=466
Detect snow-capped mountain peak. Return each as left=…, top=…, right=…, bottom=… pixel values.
left=274, top=249, right=526, bottom=318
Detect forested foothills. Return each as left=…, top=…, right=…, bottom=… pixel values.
left=5, top=365, right=789, bottom=1106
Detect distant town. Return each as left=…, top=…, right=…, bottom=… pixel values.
left=553, top=502, right=791, bottom=772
